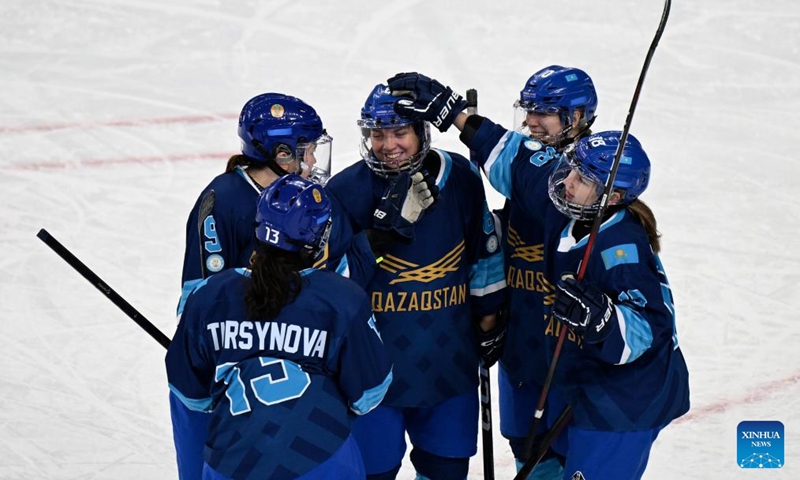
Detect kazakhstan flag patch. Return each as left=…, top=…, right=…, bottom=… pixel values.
left=600, top=243, right=639, bottom=270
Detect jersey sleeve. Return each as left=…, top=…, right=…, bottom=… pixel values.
left=167, top=283, right=215, bottom=412
left=460, top=158, right=507, bottom=316
left=334, top=297, right=393, bottom=415
left=581, top=232, right=675, bottom=367
left=459, top=115, right=558, bottom=223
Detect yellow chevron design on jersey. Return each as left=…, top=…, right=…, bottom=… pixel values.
left=312, top=243, right=329, bottom=269
left=379, top=241, right=465, bottom=284
left=507, top=226, right=544, bottom=263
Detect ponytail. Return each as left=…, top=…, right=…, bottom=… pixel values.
left=627, top=199, right=661, bottom=254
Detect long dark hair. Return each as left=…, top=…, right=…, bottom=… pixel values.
left=245, top=243, right=307, bottom=319
left=627, top=199, right=661, bottom=254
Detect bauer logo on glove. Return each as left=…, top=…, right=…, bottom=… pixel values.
left=552, top=273, right=617, bottom=344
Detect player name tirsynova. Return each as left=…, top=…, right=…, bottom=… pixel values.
left=206, top=320, right=327, bottom=358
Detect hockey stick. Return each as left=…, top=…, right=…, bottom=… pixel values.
left=467, top=87, right=495, bottom=480
left=515, top=1, right=672, bottom=478
left=197, top=189, right=216, bottom=279
left=36, top=228, right=171, bottom=350
left=478, top=360, right=495, bottom=480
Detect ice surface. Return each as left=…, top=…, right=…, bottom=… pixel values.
left=2, top=0, right=798, bottom=478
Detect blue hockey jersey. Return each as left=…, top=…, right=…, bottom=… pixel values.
left=166, top=268, right=393, bottom=480
left=326, top=149, right=506, bottom=407
left=179, top=166, right=375, bottom=315
left=462, top=117, right=690, bottom=431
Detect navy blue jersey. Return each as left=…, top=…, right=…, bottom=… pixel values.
left=463, top=117, right=689, bottom=431
left=167, top=268, right=392, bottom=480
left=497, top=189, right=556, bottom=386
left=326, top=149, right=506, bottom=407
left=179, top=167, right=261, bottom=313
left=179, top=166, right=375, bottom=314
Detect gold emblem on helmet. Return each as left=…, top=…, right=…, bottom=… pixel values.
left=312, top=188, right=322, bottom=203
left=270, top=104, right=285, bottom=118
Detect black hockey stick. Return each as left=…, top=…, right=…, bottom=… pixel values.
left=36, top=228, right=171, bottom=350
left=197, top=189, right=216, bottom=278
left=467, top=87, right=495, bottom=480
left=479, top=360, right=495, bottom=480
left=515, top=1, right=672, bottom=478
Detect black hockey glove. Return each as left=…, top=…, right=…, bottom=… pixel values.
left=387, top=72, right=468, bottom=133
left=475, top=311, right=507, bottom=368
left=373, top=171, right=438, bottom=241
left=552, top=273, right=616, bottom=344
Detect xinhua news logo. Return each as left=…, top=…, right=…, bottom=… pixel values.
left=737, top=420, right=784, bottom=469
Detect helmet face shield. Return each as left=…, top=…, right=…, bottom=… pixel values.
left=299, top=131, right=333, bottom=185
left=548, top=149, right=603, bottom=221
left=514, top=66, right=598, bottom=146
left=513, top=99, right=566, bottom=144
left=548, top=131, right=652, bottom=220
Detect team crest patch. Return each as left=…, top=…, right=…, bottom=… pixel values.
left=206, top=254, right=224, bottom=273
left=486, top=235, right=498, bottom=254
left=523, top=140, right=543, bottom=151
left=571, top=472, right=586, bottom=480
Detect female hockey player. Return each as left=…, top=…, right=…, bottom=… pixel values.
left=173, top=92, right=375, bottom=480
left=387, top=72, right=690, bottom=480
left=166, top=174, right=393, bottom=480
left=493, top=66, right=598, bottom=479
left=324, top=83, right=507, bottom=480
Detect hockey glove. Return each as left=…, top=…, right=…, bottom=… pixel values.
left=475, top=311, right=507, bottom=368
left=387, top=72, right=468, bottom=133
left=373, top=171, right=438, bottom=241
left=552, top=273, right=616, bottom=344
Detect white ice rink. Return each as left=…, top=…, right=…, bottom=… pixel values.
left=2, top=0, right=799, bottom=478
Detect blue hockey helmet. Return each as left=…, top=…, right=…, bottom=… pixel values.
left=548, top=131, right=650, bottom=220
left=238, top=93, right=333, bottom=182
left=513, top=66, right=598, bottom=144
left=357, top=84, right=431, bottom=178
left=255, top=174, right=332, bottom=255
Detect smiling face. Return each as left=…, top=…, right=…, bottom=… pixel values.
left=368, top=125, right=421, bottom=171
left=523, top=111, right=564, bottom=142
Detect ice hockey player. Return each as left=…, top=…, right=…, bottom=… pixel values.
left=167, top=174, right=393, bottom=480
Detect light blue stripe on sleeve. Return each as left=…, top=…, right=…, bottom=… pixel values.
left=485, top=132, right=521, bottom=199
left=351, top=370, right=393, bottom=415
left=334, top=254, right=351, bottom=278
left=600, top=243, right=639, bottom=270
left=169, top=383, right=214, bottom=413
left=469, top=253, right=506, bottom=297
left=615, top=305, right=653, bottom=364
left=177, top=277, right=212, bottom=316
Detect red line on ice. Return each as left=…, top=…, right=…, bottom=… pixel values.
left=1, top=152, right=228, bottom=171
left=675, top=371, right=800, bottom=424
left=0, top=112, right=238, bottom=134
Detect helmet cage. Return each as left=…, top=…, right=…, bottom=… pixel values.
left=548, top=147, right=603, bottom=221
left=358, top=84, right=431, bottom=178
left=547, top=132, right=651, bottom=220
